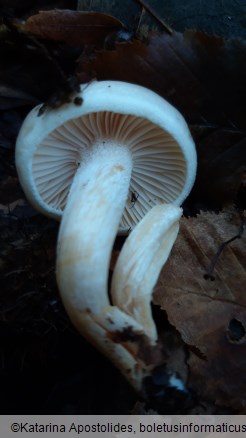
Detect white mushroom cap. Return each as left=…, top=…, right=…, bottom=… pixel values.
left=15, top=80, right=196, bottom=232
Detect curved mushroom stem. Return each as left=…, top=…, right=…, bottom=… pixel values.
left=56, top=142, right=154, bottom=390
left=56, top=142, right=183, bottom=391
left=111, top=204, right=182, bottom=341
left=56, top=142, right=132, bottom=313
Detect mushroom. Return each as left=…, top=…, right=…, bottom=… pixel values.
left=15, top=80, right=196, bottom=392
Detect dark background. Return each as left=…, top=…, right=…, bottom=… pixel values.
left=0, top=0, right=245, bottom=414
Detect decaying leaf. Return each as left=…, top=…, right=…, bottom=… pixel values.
left=25, top=10, right=124, bottom=47
left=153, top=208, right=246, bottom=410
left=78, top=31, right=246, bottom=208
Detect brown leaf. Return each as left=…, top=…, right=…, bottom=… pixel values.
left=78, top=31, right=246, bottom=208
left=25, top=10, right=124, bottom=47
left=154, top=208, right=246, bottom=410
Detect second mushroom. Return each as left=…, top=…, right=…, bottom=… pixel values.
left=15, top=80, right=197, bottom=393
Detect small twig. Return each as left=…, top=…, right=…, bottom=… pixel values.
left=135, top=0, right=173, bottom=35
left=135, top=6, right=145, bottom=36
left=204, top=211, right=245, bottom=281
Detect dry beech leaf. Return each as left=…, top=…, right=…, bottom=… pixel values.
left=79, top=31, right=246, bottom=208
left=25, top=10, right=124, bottom=47
left=153, top=208, right=246, bottom=410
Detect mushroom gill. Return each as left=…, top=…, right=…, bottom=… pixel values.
left=32, top=111, right=186, bottom=232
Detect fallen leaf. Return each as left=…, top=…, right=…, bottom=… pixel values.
left=153, top=208, right=246, bottom=410
left=25, top=10, right=124, bottom=47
